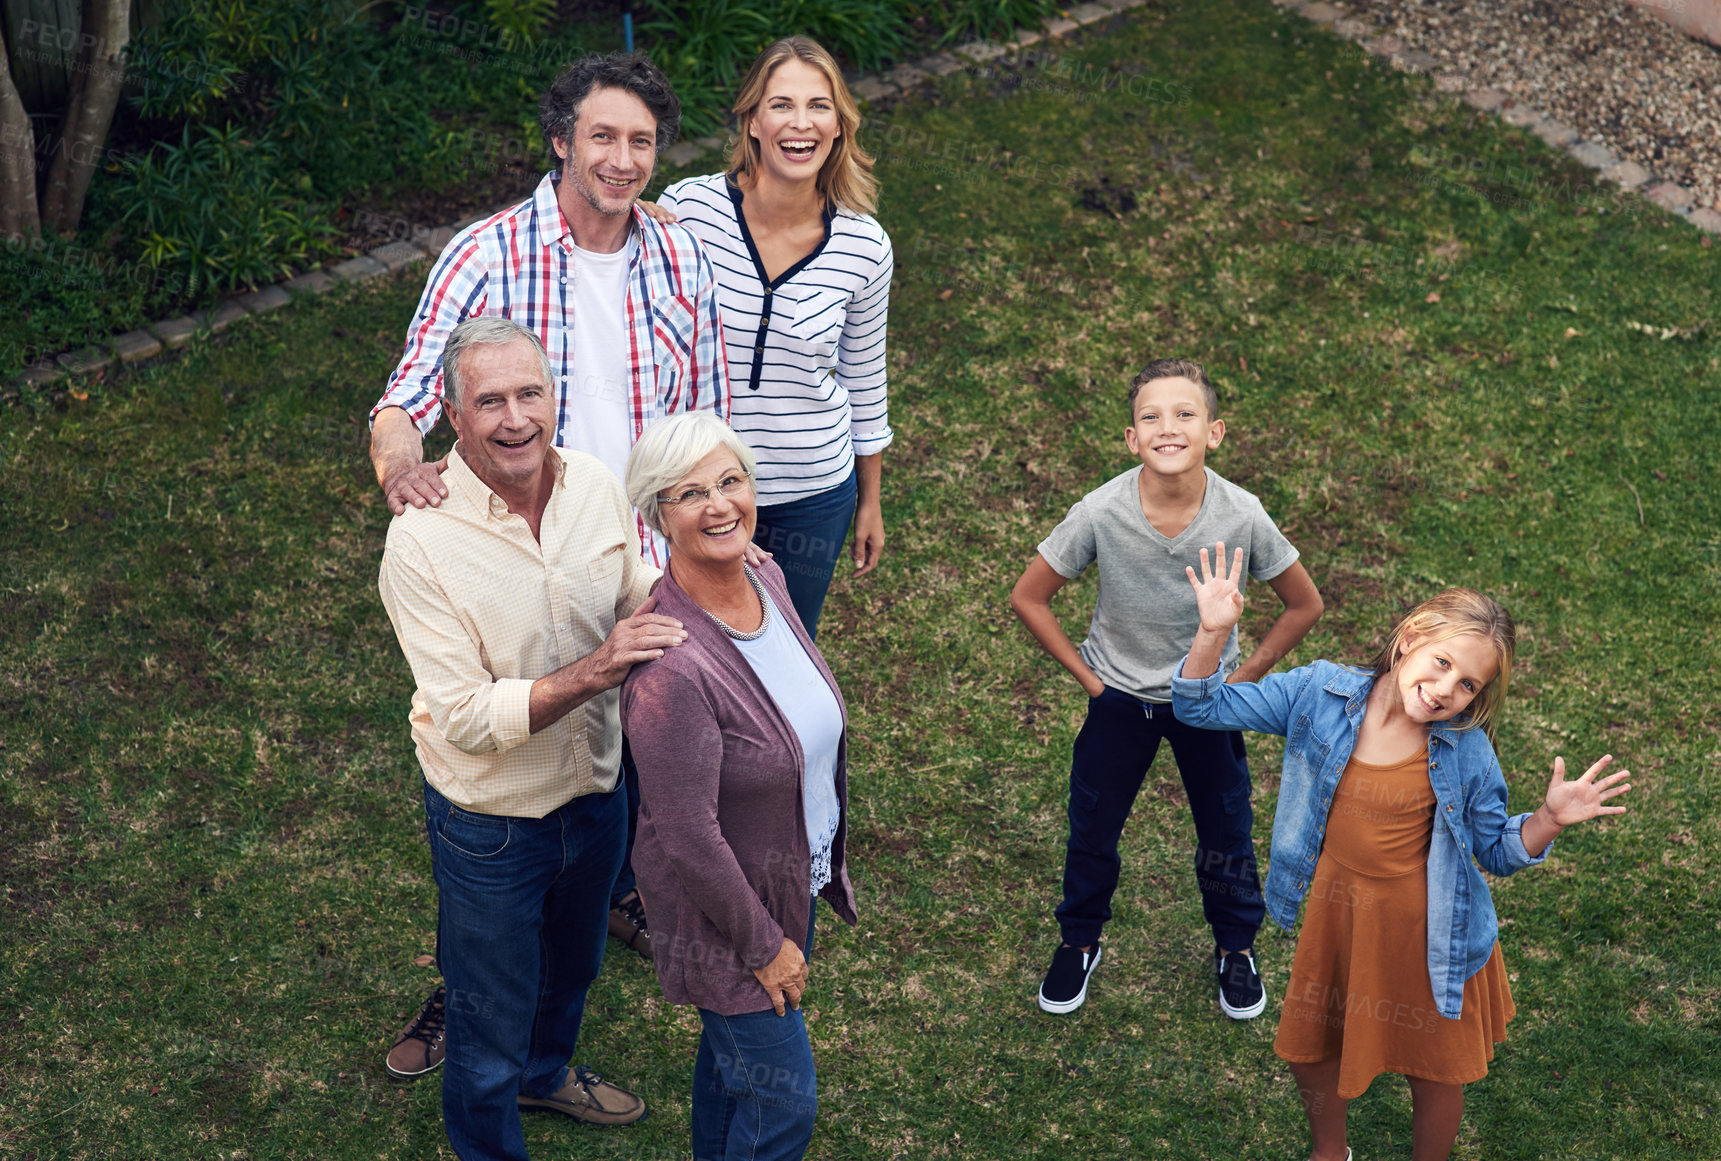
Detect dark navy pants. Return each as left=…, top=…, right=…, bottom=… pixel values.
left=751, top=467, right=858, bottom=641
left=1055, top=686, right=1264, bottom=951
left=610, top=737, right=641, bottom=905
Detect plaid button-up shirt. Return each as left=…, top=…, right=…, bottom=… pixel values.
left=374, top=172, right=730, bottom=565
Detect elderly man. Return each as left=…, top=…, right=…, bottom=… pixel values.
left=373, top=51, right=728, bottom=1077
left=378, top=317, right=685, bottom=1161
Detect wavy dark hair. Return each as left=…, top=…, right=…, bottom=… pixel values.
left=539, top=52, right=681, bottom=168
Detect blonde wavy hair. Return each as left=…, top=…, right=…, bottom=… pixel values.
left=1364, top=588, right=1517, bottom=743
left=726, top=37, right=878, bottom=217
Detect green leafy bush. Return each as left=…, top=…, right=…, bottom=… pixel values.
left=119, top=125, right=339, bottom=297
left=932, top=0, right=1060, bottom=46
left=4, top=0, right=1064, bottom=380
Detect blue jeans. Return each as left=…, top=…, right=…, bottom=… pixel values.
left=691, top=906, right=820, bottom=1161
left=425, top=780, right=626, bottom=1161
left=1055, top=687, right=1265, bottom=951
left=752, top=468, right=858, bottom=641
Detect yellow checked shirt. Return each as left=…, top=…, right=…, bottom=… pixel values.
left=378, top=445, right=658, bottom=817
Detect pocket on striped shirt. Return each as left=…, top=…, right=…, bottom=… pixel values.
left=784, top=288, right=848, bottom=364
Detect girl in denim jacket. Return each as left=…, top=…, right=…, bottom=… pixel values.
left=1171, top=544, right=1630, bottom=1161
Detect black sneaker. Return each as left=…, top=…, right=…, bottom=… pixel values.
left=1216, top=948, right=1265, bottom=1019
left=1038, top=942, right=1102, bottom=1014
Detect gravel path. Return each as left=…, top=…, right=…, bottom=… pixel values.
left=1337, top=0, right=1721, bottom=208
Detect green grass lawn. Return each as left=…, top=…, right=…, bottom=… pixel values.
left=3, top=2, right=1717, bottom=1158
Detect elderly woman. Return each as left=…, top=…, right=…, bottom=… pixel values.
left=653, top=36, right=894, bottom=639
left=619, top=411, right=857, bottom=1161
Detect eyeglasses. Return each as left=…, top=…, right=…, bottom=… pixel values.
left=657, top=471, right=752, bottom=508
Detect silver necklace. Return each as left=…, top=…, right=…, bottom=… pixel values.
left=705, top=565, right=769, bottom=641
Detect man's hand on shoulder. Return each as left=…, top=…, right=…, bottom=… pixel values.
left=371, top=406, right=449, bottom=515
left=384, top=457, right=450, bottom=515
left=587, top=601, right=688, bottom=690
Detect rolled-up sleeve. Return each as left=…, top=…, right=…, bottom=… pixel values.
left=371, top=234, right=490, bottom=434
left=1171, top=659, right=1308, bottom=736
left=842, top=233, right=893, bottom=456
left=378, top=531, right=532, bottom=755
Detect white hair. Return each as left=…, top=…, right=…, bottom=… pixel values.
left=625, top=412, right=756, bottom=534
left=442, top=317, right=552, bottom=412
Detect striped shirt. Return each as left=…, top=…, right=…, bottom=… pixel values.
left=659, top=173, right=892, bottom=505
left=378, top=445, right=659, bottom=818
left=373, top=171, right=731, bottom=565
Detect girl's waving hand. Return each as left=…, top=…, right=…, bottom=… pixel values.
left=1521, top=753, right=1632, bottom=856
left=1544, top=754, right=1633, bottom=825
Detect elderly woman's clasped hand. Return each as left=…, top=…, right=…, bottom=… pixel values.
left=755, top=938, right=809, bottom=1017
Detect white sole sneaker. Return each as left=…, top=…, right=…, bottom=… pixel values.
left=1220, top=990, right=1267, bottom=1019
left=1038, top=945, right=1102, bottom=1014
left=1217, top=951, right=1266, bottom=1019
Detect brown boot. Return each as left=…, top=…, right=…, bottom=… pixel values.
left=385, top=985, right=446, bottom=1080
left=607, top=891, right=653, bottom=961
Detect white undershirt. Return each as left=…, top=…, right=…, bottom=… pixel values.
left=557, top=240, right=633, bottom=484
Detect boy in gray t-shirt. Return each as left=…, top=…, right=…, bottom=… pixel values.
left=1010, top=358, right=1323, bottom=1019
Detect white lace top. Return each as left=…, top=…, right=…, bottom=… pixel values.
left=730, top=591, right=843, bottom=894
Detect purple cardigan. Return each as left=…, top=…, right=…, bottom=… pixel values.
left=620, top=558, right=858, bottom=1015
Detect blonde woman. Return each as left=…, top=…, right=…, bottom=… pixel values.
left=652, top=37, right=893, bottom=639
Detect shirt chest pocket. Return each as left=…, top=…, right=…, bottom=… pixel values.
left=651, top=294, right=696, bottom=389
left=783, top=287, right=848, bottom=367
left=1288, top=714, right=1331, bottom=766
left=579, top=544, right=626, bottom=633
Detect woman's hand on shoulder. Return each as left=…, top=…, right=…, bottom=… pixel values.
left=637, top=200, right=679, bottom=225
left=753, top=937, right=808, bottom=1017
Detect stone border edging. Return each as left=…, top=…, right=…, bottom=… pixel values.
left=33, top=0, right=1708, bottom=390
left=1282, top=0, right=1721, bottom=233
left=12, top=0, right=1146, bottom=391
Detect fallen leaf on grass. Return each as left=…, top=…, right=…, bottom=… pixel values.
left=938, top=288, right=955, bottom=301
left=1425, top=291, right=1440, bottom=304
left=1564, top=327, right=1581, bottom=338
left=413, top=954, right=436, bottom=967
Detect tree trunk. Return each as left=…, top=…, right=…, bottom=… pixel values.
left=0, top=22, right=41, bottom=240
left=41, top=0, right=132, bottom=236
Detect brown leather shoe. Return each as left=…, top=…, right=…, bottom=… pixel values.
left=518, top=1065, right=647, bottom=1125
left=607, top=891, right=653, bottom=961
left=385, top=985, right=446, bottom=1080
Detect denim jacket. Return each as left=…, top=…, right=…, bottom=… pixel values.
left=1171, top=658, right=1549, bottom=1019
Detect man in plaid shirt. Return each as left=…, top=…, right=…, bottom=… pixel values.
left=370, top=54, right=729, bottom=569
left=368, top=52, right=728, bottom=1125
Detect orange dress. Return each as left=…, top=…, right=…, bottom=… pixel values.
left=1273, top=747, right=1514, bottom=1099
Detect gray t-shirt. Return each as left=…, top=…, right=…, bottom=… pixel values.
left=1038, top=466, right=1299, bottom=703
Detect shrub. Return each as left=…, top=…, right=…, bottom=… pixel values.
left=118, top=124, right=339, bottom=297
